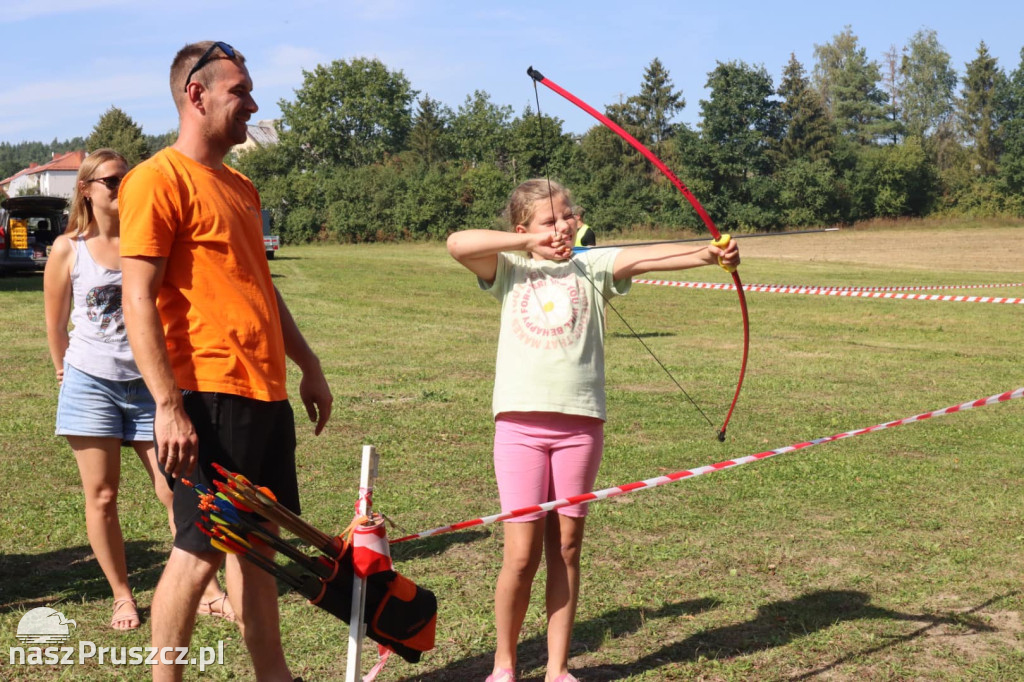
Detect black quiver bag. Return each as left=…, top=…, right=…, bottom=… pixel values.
left=308, top=544, right=437, bottom=663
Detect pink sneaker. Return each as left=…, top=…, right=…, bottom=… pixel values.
left=548, top=674, right=580, bottom=682
left=485, top=668, right=516, bottom=682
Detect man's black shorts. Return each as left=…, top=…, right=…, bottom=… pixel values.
left=167, top=391, right=300, bottom=552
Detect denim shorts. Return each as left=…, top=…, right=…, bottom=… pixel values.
left=55, top=362, right=155, bottom=442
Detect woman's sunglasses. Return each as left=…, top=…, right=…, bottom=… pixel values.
left=183, top=41, right=237, bottom=91
left=88, top=176, right=123, bottom=191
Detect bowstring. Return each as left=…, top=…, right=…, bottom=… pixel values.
left=530, top=79, right=714, bottom=430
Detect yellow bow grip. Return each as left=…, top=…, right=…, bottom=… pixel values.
left=710, top=234, right=736, bottom=273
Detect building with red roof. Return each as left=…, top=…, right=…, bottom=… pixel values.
left=0, top=150, right=86, bottom=198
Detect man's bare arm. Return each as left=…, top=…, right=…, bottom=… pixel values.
left=122, top=255, right=197, bottom=478
left=275, top=288, right=333, bottom=435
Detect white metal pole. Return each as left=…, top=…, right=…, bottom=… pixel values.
left=345, top=445, right=378, bottom=682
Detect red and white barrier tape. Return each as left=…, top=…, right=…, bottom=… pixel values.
left=636, top=280, right=1024, bottom=292
left=799, top=282, right=1023, bottom=292
left=634, top=279, right=1024, bottom=304
left=390, top=388, right=1024, bottom=544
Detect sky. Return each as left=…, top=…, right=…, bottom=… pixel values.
left=2, top=0, right=1022, bottom=147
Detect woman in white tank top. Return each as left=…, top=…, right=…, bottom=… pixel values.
left=42, top=149, right=233, bottom=630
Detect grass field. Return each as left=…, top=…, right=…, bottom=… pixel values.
left=1, top=220, right=1022, bottom=681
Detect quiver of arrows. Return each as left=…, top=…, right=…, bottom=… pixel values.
left=308, top=544, right=438, bottom=663
left=187, top=466, right=437, bottom=664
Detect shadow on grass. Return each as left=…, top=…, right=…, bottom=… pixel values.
left=399, top=589, right=1004, bottom=681
left=395, top=597, right=721, bottom=682
left=789, top=590, right=1013, bottom=681
left=391, top=528, right=493, bottom=562
left=573, top=589, right=1000, bottom=681
left=608, top=331, right=676, bottom=340
left=0, top=541, right=168, bottom=614
left=0, top=272, right=44, bottom=292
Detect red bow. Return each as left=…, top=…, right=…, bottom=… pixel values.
left=529, top=67, right=750, bottom=441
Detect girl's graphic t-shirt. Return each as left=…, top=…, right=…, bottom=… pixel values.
left=481, top=248, right=629, bottom=420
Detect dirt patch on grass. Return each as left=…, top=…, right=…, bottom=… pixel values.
left=740, top=223, right=1024, bottom=275
left=931, top=608, right=1024, bottom=654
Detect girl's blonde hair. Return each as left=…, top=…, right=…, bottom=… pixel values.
left=504, top=178, right=574, bottom=230
left=66, top=148, right=127, bottom=238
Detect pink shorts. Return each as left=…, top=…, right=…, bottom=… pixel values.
left=493, top=412, right=604, bottom=522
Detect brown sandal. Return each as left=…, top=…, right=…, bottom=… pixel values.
left=111, top=597, right=140, bottom=630
left=197, top=594, right=236, bottom=622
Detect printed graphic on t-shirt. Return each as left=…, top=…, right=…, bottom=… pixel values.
left=509, top=270, right=590, bottom=350
left=85, top=284, right=124, bottom=338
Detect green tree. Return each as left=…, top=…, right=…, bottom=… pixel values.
left=278, top=57, right=417, bottom=168
left=145, top=130, right=178, bottom=157
left=576, top=124, right=654, bottom=230
left=777, top=158, right=843, bottom=226
left=0, top=142, right=47, bottom=180
left=507, top=105, right=575, bottom=184
left=596, top=96, right=650, bottom=186
left=408, top=96, right=453, bottom=166
left=392, top=161, right=468, bottom=239
left=576, top=64, right=694, bottom=230
left=959, top=41, right=1005, bottom=176
left=698, top=60, right=783, bottom=230
left=996, top=47, right=1024, bottom=210
left=701, top=60, right=781, bottom=174
left=600, top=61, right=684, bottom=173
left=881, top=44, right=904, bottom=144
left=633, top=58, right=685, bottom=156
left=449, top=91, right=514, bottom=167
left=813, top=26, right=894, bottom=144
left=458, top=161, right=514, bottom=231
left=322, top=162, right=403, bottom=242
left=603, top=95, right=645, bottom=150
left=232, top=141, right=311, bottom=242
left=899, top=29, right=958, bottom=140
left=777, top=53, right=834, bottom=163
left=86, top=106, right=148, bottom=166
left=851, top=137, right=937, bottom=218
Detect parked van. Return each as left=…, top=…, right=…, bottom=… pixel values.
left=0, top=196, right=67, bottom=274
left=262, top=209, right=280, bottom=259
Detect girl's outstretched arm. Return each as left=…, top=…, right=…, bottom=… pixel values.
left=612, top=239, right=740, bottom=280
left=447, top=229, right=571, bottom=283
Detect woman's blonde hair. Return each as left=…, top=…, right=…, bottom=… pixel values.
left=504, top=178, right=573, bottom=230
left=65, top=148, right=127, bottom=238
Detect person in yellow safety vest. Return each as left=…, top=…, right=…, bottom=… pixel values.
left=573, top=206, right=595, bottom=247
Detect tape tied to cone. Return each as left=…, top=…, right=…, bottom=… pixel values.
left=353, top=514, right=392, bottom=578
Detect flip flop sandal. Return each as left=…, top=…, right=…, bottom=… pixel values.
left=197, top=594, right=236, bottom=622
left=111, top=597, right=140, bottom=631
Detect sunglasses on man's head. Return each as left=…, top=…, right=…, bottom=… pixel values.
left=88, top=175, right=123, bottom=191
left=183, top=41, right=237, bottom=92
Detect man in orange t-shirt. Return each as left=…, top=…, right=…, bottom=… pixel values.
left=121, top=41, right=332, bottom=682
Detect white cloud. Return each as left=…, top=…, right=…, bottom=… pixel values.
left=0, top=73, right=164, bottom=109
left=258, top=45, right=330, bottom=89
left=0, top=72, right=168, bottom=140
left=343, top=0, right=416, bottom=21
left=0, top=0, right=130, bottom=23
left=0, top=117, right=50, bottom=138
